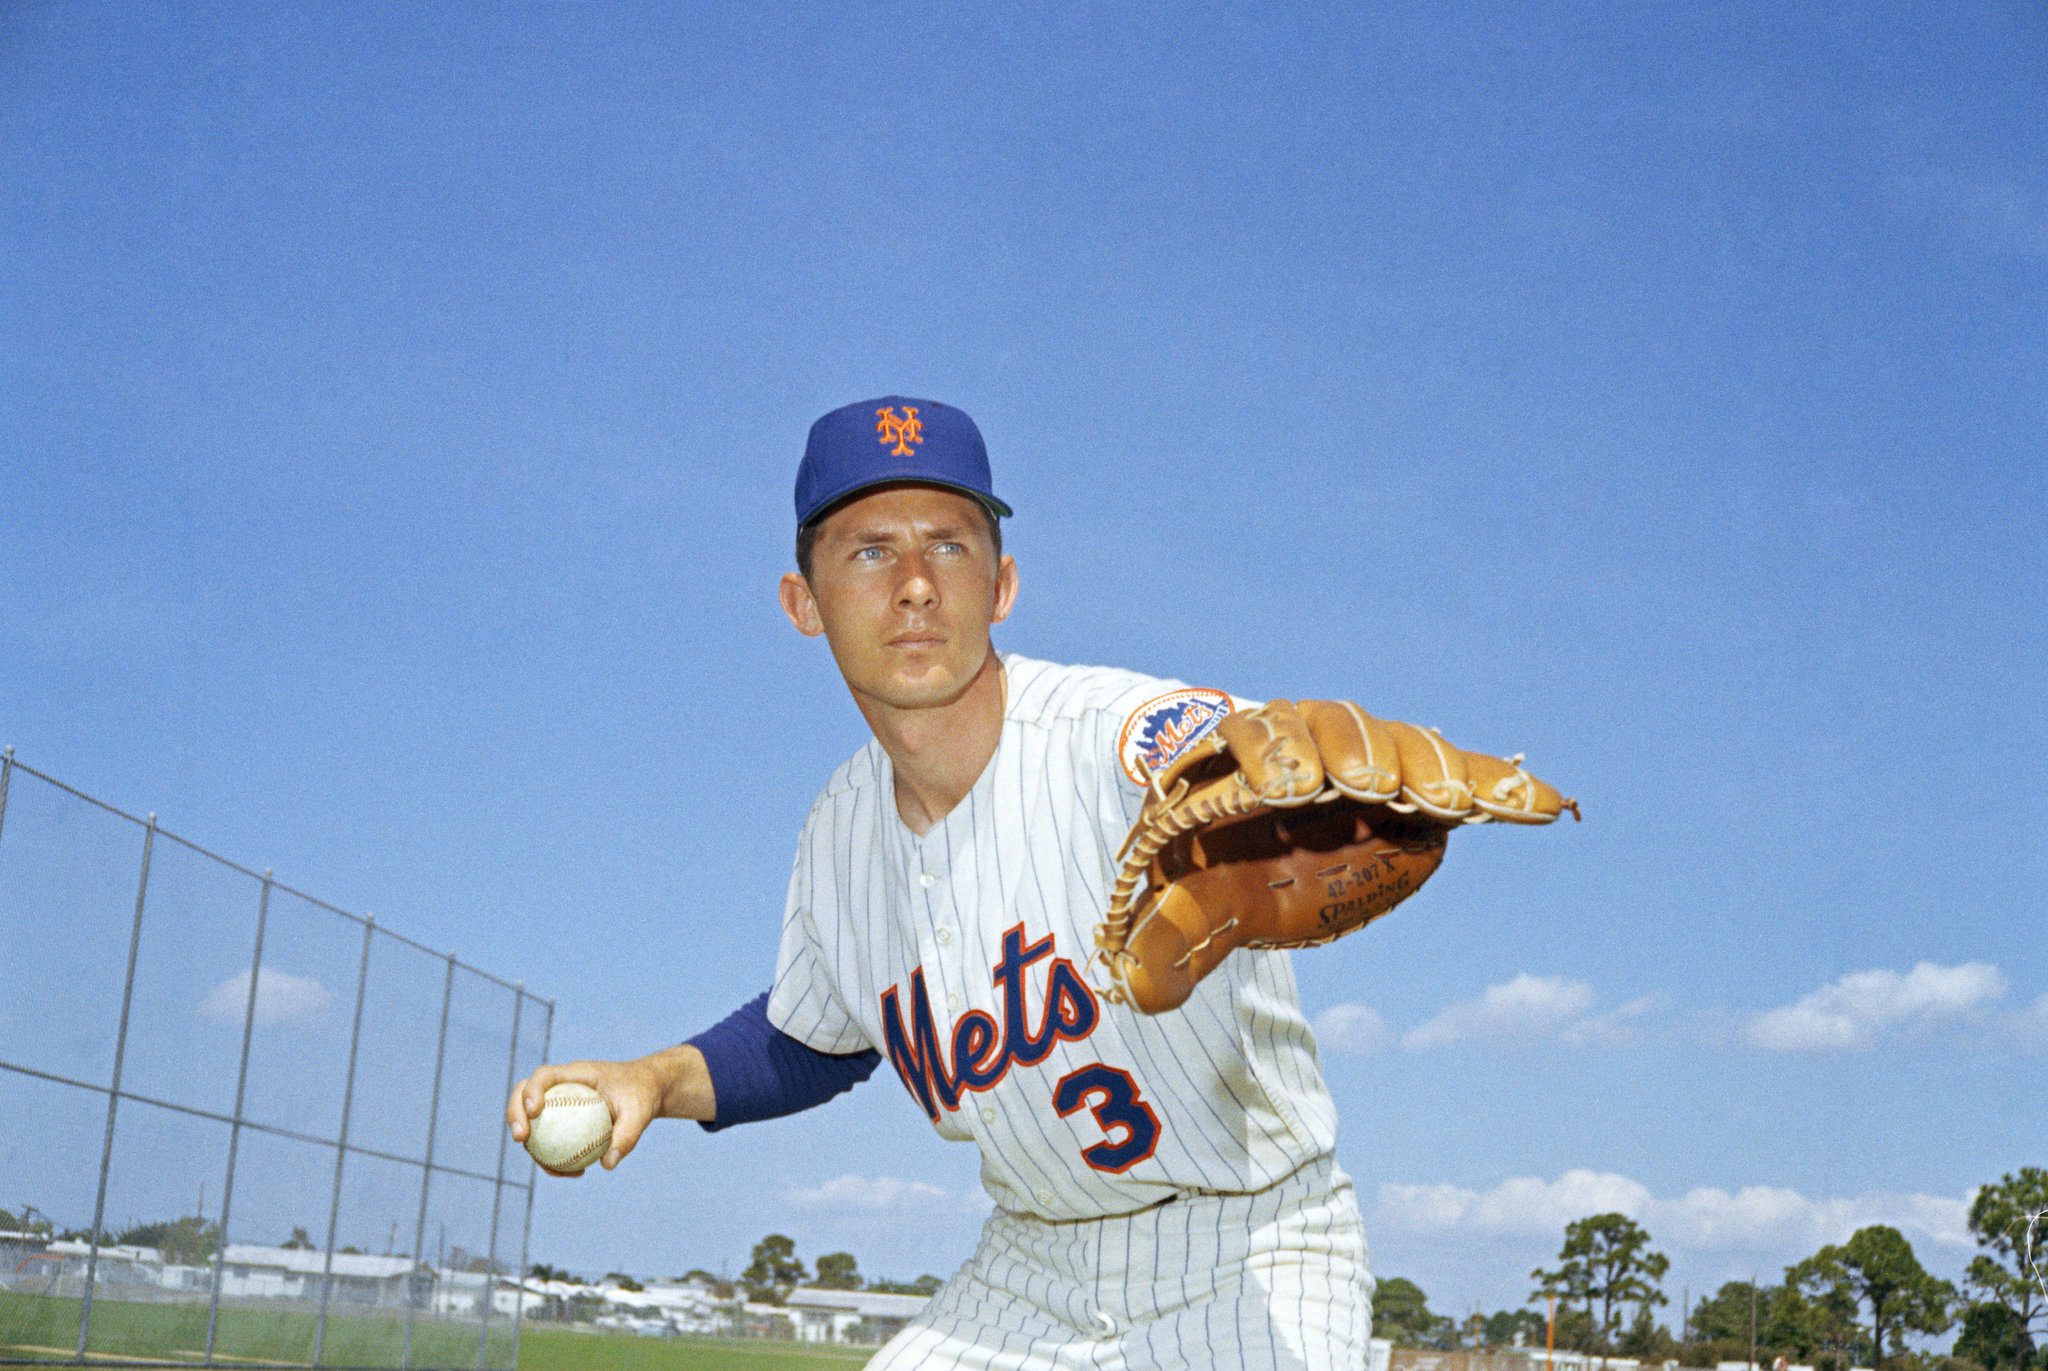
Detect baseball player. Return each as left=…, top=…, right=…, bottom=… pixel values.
left=509, top=397, right=1374, bottom=1369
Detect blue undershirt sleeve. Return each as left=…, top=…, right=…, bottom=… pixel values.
left=686, top=991, right=881, bottom=1132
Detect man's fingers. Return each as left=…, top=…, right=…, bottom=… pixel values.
left=507, top=1071, right=552, bottom=1139
left=506, top=1063, right=583, bottom=1141
left=601, top=1114, right=647, bottom=1171
left=506, top=1071, right=550, bottom=1140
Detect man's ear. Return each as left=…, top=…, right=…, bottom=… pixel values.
left=779, top=572, right=825, bottom=637
left=991, top=554, right=1019, bottom=625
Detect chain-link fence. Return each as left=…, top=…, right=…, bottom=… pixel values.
left=0, top=749, right=552, bottom=1371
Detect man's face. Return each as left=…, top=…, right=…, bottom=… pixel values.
left=779, top=485, right=1018, bottom=712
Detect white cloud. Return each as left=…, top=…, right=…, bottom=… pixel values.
left=1560, top=995, right=1664, bottom=1048
left=1379, top=1170, right=1652, bottom=1237
left=784, top=1174, right=983, bottom=1214
left=1402, top=974, right=1598, bottom=1050
left=1314, top=1003, right=1392, bottom=1056
left=1745, top=962, right=2007, bottom=1052
left=1659, top=1186, right=1974, bottom=1252
left=1374, top=1170, right=1975, bottom=1252
left=198, top=966, right=334, bottom=1026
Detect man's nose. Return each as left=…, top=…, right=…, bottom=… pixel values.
left=896, top=554, right=938, bottom=608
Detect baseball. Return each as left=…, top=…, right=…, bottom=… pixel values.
left=524, top=1083, right=613, bottom=1174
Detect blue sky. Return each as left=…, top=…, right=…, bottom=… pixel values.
left=2, top=1, right=2043, bottom=1324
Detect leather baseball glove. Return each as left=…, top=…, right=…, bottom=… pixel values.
left=1096, top=699, right=1576, bottom=1015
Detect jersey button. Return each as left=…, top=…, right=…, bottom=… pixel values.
left=935, top=927, right=954, bottom=946
left=918, top=871, right=938, bottom=888
left=979, top=1105, right=997, bottom=1124
left=947, top=994, right=963, bottom=1013
left=1035, top=1187, right=1056, bottom=1207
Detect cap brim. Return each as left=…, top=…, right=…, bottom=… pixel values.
left=800, top=476, right=1013, bottom=529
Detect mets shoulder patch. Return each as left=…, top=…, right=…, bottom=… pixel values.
left=1116, top=687, right=1236, bottom=785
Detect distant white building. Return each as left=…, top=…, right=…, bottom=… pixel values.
left=783, top=1287, right=932, bottom=1345
left=214, top=1244, right=420, bottom=1306
left=427, top=1267, right=543, bottom=1318
left=592, top=1277, right=728, bottom=1335
left=28, top=1239, right=537, bottom=1316
left=38, top=1241, right=164, bottom=1290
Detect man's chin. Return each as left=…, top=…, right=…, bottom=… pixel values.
left=860, top=655, right=991, bottom=711
left=871, top=673, right=973, bottom=711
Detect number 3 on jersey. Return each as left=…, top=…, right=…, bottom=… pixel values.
left=1052, top=1063, right=1161, bottom=1173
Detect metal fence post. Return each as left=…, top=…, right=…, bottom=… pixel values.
left=205, top=870, right=274, bottom=1364
left=315, top=915, right=376, bottom=1368
left=507, top=999, right=552, bottom=1371
left=0, top=746, right=15, bottom=843
left=474, top=987, right=525, bottom=1370
left=401, top=954, right=457, bottom=1370
left=76, top=813, right=157, bottom=1360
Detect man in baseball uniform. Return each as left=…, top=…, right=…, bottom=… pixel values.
left=509, top=397, right=1373, bottom=1369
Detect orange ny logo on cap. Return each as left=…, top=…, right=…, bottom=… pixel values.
left=875, top=406, right=923, bottom=457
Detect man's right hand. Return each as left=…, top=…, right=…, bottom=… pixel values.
left=505, top=1045, right=715, bottom=1176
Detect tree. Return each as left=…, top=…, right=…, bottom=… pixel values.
left=1534, top=1248, right=1594, bottom=1346
left=1619, top=1306, right=1677, bottom=1360
left=1967, top=1169, right=2048, bottom=1367
left=1556, top=1306, right=1598, bottom=1354
left=1797, top=1228, right=1955, bottom=1369
left=814, top=1252, right=863, bottom=1290
left=281, top=1226, right=315, bottom=1251
left=1375, top=1277, right=1457, bottom=1348
left=1848, top=1227, right=1957, bottom=1366
left=1689, top=1280, right=1739, bottom=1344
left=872, top=1274, right=944, bottom=1296
left=741, top=1234, right=807, bottom=1305
left=603, top=1271, right=643, bottom=1291
left=681, top=1269, right=735, bottom=1299
left=1955, top=1302, right=2038, bottom=1371
left=116, top=1217, right=222, bottom=1266
left=1764, top=1282, right=1841, bottom=1363
left=1533, top=1214, right=1670, bottom=1354
left=527, top=1263, right=579, bottom=1284
left=1481, top=1308, right=1548, bottom=1347
left=1691, top=1278, right=1836, bottom=1364
left=1691, top=1280, right=1765, bottom=1346
left=1792, top=1247, right=1875, bottom=1366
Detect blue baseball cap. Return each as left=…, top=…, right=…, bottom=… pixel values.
left=794, top=395, right=1013, bottom=528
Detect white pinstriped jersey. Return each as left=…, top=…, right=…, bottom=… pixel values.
left=767, top=654, right=1341, bottom=1222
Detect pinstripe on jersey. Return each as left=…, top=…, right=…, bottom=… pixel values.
left=766, top=655, right=1343, bottom=1222
left=865, top=1154, right=1372, bottom=1371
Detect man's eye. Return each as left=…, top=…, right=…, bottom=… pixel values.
left=855, top=547, right=886, bottom=561
left=934, top=542, right=965, bottom=555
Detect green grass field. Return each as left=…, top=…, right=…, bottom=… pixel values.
left=518, top=1325, right=872, bottom=1371
left=0, top=1294, right=871, bottom=1371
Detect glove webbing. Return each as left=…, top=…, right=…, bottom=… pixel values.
left=1101, top=758, right=1302, bottom=957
